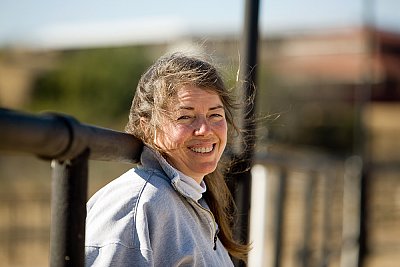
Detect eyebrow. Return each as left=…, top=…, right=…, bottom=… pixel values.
left=177, top=105, right=224, bottom=111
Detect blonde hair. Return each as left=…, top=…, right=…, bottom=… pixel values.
left=125, top=52, right=250, bottom=261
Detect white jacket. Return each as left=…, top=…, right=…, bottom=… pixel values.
left=85, top=146, right=234, bottom=267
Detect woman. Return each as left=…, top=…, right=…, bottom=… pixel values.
left=85, top=52, right=250, bottom=266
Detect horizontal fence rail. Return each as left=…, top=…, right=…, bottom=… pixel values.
left=0, top=108, right=143, bottom=162
left=0, top=108, right=143, bottom=267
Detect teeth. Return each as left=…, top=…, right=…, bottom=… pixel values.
left=190, top=146, right=213, bottom=153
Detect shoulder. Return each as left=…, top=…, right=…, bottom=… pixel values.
left=86, top=166, right=179, bottom=218
left=85, top=167, right=179, bottom=247
left=87, top=167, right=172, bottom=210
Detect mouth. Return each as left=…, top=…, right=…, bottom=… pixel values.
left=189, top=144, right=215, bottom=154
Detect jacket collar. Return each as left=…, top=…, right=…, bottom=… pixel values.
left=140, top=146, right=206, bottom=202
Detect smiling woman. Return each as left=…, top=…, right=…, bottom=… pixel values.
left=85, top=52, right=251, bottom=266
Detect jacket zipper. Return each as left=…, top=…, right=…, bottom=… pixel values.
left=213, top=228, right=220, bottom=250
left=190, top=199, right=219, bottom=250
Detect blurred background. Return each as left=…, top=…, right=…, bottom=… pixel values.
left=1, top=0, right=399, bottom=266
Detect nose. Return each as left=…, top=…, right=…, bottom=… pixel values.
left=194, top=117, right=212, bottom=136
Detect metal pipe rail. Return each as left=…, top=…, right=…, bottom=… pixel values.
left=0, top=108, right=143, bottom=162
left=0, top=108, right=143, bottom=267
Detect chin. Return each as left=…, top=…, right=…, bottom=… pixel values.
left=194, top=165, right=218, bottom=176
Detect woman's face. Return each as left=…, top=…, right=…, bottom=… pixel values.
left=155, top=85, right=228, bottom=183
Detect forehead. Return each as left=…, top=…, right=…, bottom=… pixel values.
left=175, top=85, right=222, bottom=104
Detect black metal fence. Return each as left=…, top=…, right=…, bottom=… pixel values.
left=0, top=108, right=143, bottom=267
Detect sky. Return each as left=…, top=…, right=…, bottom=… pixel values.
left=1, top=0, right=399, bottom=49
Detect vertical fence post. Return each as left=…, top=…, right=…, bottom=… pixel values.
left=340, top=156, right=363, bottom=267
left=230, top=1, right=260, bottom=265
left=320, top=170, right=334, bottom=267
left=299, top=172, right=316, bottom=267
left=273, top=167, right=287, bottom=267
left=248, top=165, right=270, bottom=266
left=50, top=149, right=89, bottom=267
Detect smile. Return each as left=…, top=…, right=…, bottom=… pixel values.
left=189, top=144, right=215, bottom=153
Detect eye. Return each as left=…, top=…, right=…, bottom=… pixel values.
left=210, top=113, right=223, bottom=118
left=209, top=113, right=225, bottom=122
left=177, top=115, right=192, bottom=121
left=209, top=113, right=225, bottom=119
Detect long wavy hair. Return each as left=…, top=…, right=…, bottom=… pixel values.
left=125, top=52, right=251, bottom=261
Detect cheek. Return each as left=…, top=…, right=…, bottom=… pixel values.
left=214, top=121, right=228, bottom=140
left=158, top=125, right=192, bottom=149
